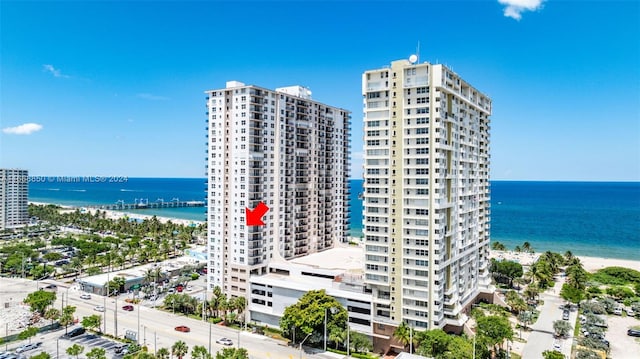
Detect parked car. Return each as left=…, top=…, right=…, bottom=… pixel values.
left=62, top=327, right=86, bottom=339
left=94, top=305, right=105, bottom=312
left=562, top=310, right=570, bottom=320
left=626, top=308, right=635, bottom=316
left=43, top=284, right=57, bottom=292
left=80, top=293, right=91, bottom=300
left=174, top=326, right=190, bottom=333
left=15, top=342, right=42, bottom=353
left=613, top=307, right=623, bottom=315
left=552, top=340, right=562, bottom=351
left=216, top=338, right=233, bottom=346
left=628, top=328, right=640, bottom=337
left=122, top=305, right=134, bottom=311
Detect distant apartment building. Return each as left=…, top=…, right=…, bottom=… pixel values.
left=205, top=82, right=351, bottom=298
left=0, top=168, right=29, bottom=230
left=362, top=59, right=493, bottom=344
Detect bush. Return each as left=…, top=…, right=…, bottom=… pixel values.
left=190, top=273, right=199, bottom=280
left=581, top=301, right=606, bottom=315
left=575, top=349, right=601, bottom=359
left=590, top=267, right=640, bottom=285
left=606, top=286, right=635, bottom=300
left=210, top=317, right=222, bottom=324
left=578, top=338, right=609, bottom=353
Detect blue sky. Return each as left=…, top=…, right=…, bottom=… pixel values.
left=1, top=0, right=639, bottom=181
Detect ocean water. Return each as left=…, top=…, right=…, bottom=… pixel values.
left=28, top=178, right=640, bottom=260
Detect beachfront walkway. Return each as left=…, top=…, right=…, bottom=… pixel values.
left=521, top=277, right=576, bottom=359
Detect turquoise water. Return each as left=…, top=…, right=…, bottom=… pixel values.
left=29, top=178, right=640, bottom=260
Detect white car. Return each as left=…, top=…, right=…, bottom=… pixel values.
left=553, top=340, right=562, bottom=351
left=216, top=337, right=233, bottom=346
left=626, top=308, right=635, bottom=316
left=80, top=293, right=91, bottom=299
left=613, top=307, right=623, bottom=315
left=15, top=342, right=42, bottom=353
left=94, top=305, right=105, bottom=312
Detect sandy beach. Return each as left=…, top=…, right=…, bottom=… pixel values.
left=490, top=249, right=640, bottom=272
left=29, top=201, right=205, bottom=227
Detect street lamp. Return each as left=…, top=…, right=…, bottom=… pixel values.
left=323, top=307, right=339, bottom=351
left=299, top=332, right=313, bottom=359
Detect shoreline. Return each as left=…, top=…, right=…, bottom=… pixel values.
left=29, top=201, right=204, bottom=227
left=489, top=249, right=640, bottom=272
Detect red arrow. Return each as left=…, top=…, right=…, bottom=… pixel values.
left=246, top=201, right=269, bottom=226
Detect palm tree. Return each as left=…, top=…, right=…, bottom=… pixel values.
left=514, top=245, right=522, bottom=253
left=522, top=241, right=533, bottom=253
left=66, top=344, right=84, bottom=359
left=393, top=321, right=412, bottom=349
left=234, top=296, right=247, bottom=324
left=523, top=285, right=540, bottom=302
left=491, top=241, right=506, bottom=251
left=191, top=346, right=210, bottom=359
left=44, top=308, right=60, bottom=325
left=563, top=250, right=574, bottom=264
left=171, top=341, right=189, bottom=359
left=155, top=348, right=170, bottom=359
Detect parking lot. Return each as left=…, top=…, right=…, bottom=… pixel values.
left=605, top=315, right=640, bottom=359
left=1, top=326, right=130, bottom=359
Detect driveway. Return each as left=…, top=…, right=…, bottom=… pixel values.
left=605, top=315, right=640, bottom=359
left=521, top=279, right=576, bottom=359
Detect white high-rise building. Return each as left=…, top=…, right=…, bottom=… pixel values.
left=0, top=169, right=29, bottom=230
left=205, top=81, right=351, bottom=298
left=362, top=59, right=492, bottom=345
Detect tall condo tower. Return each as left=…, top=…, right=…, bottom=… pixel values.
left=0, top=168, right=29, bottom=230
left=205, top=82, right=351, bottom=298
left=362, top=59, right=492, bottom=341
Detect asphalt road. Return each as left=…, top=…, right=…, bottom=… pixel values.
left=521, top=278, right=576, bottom=359
left=1, top=278, right=332, bottom=359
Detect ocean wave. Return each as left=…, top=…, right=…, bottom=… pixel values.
left=69, top=189, right=87, bottom=192
left=46, top=188, right=60, bottom=191
left=120, top=189, right=138, bottom=192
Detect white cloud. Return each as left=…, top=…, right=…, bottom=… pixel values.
left=42, top=64, right=70, bottom=78
left=498, top=0, right=544, bottom=20
left=2, top=123, right=43, bottom=135
left=136, top=93, right=169, bottom=101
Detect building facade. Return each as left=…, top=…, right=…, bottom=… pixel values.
left=205, top=82, right=351, bottom=298
left=362, top=59, right=492, bottom=338
left=0, top=169, right=29, bottom=230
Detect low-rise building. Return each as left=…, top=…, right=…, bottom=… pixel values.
left=248, top=245, right=377, bottom=338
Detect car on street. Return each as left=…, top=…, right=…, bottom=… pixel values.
left=15, top=342, right=42, bottom=353
left=628, top=328, right=640, bottom=337
left=80, top=293, right=91, bottom=300
left=186, top=285, right=193, bottom=291
left=43, top=284, right=57, bottom=292
left=94, top=305, right=105, bottom=312
left=562, top=310, right=570, bottom=320
left=216, top=338, right=233, bottom=346
left=61, top=327, right=86, bottom=339
left=174, top=326, right=190, bottom=333
left=552, top=340, right=562, bottom=351
left=122, top=305, right=134, bottom=311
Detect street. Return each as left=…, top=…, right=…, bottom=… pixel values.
left=1, top=278, right=330, bottom=359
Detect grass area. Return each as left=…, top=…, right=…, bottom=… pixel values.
left=590, top=267, right=640, bottom=285
left=509, top=353, right=522, bottom=359
left=327, top=348, right=379, bottom=359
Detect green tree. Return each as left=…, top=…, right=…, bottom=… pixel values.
left=491, top=242, right=506, bottom=251
left=81, top=314, right=102, bottom=332
left=476, top=315, right=514, bottom=355
left=522, top=241, right=534, bottom=253
left=392, top=321, right=412, bottom=349
left=349, top=331, right=372, bottom=353
left=552, top=320, right=572, bottom=338
left=155, top=348, right=170, bottom=359
left=560, top=283, right=585, bottom=306
left=86, top=347, right=106, bottom=359
left=191, top=346, right=211, bottom=359
left=66, top=344, right=84, bottom=359
left=171, top=341, right=189, bottom=359
left=543, top=350, right=565, bottom=359
left=490, top=260, right=523, bottom=288
left=29, top=352, right=52, bottom=359
left=214, top=348, right=249, bottom=359
left=441, top=336, right=476, bottom=359
left=328, top=327, right=347, bottom=350
left=60, top=306, right=77, bottom=334
left=279, top=290, right=347, bottom=345
left=414, top=329, right=451, bottom=357
left=24, top=290, right=57, bottom=316
left=18, top=327, right=39, bottom=343
left=517, top=311, right=533, bottom=334
left=44, top=308, right=61, bottom=325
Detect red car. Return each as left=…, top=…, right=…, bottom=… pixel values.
left=174, top=326, right=190, bottom=333
left=176, top=285, right=184, bottom=293
left=122, top=305, right=134, bottom=311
